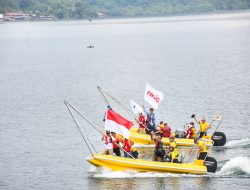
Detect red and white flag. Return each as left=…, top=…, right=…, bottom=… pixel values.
left=144, top=83, right=164, bottom=109
left=105, top=109, right=134, bottom=139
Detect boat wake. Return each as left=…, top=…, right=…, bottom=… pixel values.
left=224, top=138, right=250, bottom=149
left=216, top=156, right=250, bottom=176
left=90, top=167, right=207, bottom=178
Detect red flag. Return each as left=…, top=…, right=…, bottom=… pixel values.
left=105, top=109, right=134, bottom=139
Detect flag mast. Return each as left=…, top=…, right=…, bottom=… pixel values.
left=97, top=87, right=150, bottom=131
left=64, top=101, right=97, bottom=156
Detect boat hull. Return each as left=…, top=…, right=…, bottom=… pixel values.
left=87, top=154, right=207, bottom=175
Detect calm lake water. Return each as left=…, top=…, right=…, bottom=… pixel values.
left=0, top=12, right=250, bottom=190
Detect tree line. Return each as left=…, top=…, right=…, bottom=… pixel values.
left=1, top=0, right=250, bottom=19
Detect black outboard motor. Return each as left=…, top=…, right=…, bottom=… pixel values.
left=175, top=129, right=185, bottom=138
left=204, top=157, right=217, bottom=173
left=212, top=132, right=226, bottom=146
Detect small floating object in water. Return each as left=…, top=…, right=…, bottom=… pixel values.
left=87, top=45, right=95, bottom=48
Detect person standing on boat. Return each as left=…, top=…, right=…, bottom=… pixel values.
left=161, top=123, right=172, bottom=138
left=194, top=138, right=208, bottom=160
left=153, top=134, right=165, bottom=161
left=138, top=112, right=146, bottom=134
left=101, top=130, right=114, bottom=155
left=192, top=116, right=211, bottom=138
left=111, top=132, right=121, bottom=156
left=144, top=107, right=156, bottom=134
left=122, top=138, right=134, bottom=158
left=186, top=122, right=197, bottom=139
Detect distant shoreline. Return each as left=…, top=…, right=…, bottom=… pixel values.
left=2, top=9, right=250, bottom=24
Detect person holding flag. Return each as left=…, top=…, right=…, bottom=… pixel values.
left=143, top=83, right=163, bottom=135
left=101, top=130, right=114, bottom=155
left=144, top=107, right=157, bottom=134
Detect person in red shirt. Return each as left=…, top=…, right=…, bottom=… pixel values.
left=161, top=123, right=172, bottom=138
left=138, top=113, right=146, bottom=134
left=122, top=138, right=134, bottom=158
left=111, top=132, right=121, bottom=156
left=186, top=122, right=197, bottom=139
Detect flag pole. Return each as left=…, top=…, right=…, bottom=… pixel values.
left=66, top=101, right=135, bottom=159
left=97, top=87, right=150, bottom=131
left=66, top=101, right=103, bottom=134
left=64, top=101, right=97, bottom=156
left=97, top=86, right=111, bottom=107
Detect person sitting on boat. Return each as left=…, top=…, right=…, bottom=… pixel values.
left=152, top=133, right=165, bottom=161
left=161, top=123, right=172, bottom=138
left=164, top=135, right=179, bottom=163
left=101, top=130, right=114, bottom=155
left=138, top=112, right=146, bottom=134
left=111, top=132, right=121, bottom=156
left=121, top=138, right=134, bottom=158
left=192, top=115, right=211, bottom=138
left=131, top=147, right=139, bottom=159
left=185, top=122, right=197, bottom=139
left=194, top=138, right=208, bottom=160
left=144, top=107, right=156, bottom=134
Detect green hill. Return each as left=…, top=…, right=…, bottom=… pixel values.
left=1, top=0, right=250, bottom=19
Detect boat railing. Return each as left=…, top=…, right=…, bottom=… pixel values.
left=208, top=116, right=223, bottom=136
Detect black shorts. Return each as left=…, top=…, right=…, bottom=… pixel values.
left=199, top=132, right=207, bottom=138
left=113, top=148, right=121, bottom=156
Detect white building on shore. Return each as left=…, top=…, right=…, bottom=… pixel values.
left=0, top=14, right=4, bottom=23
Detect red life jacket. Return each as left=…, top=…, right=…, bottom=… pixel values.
left=122, top=139, right=133, bottom=152
left=162, top=127, right=171, bottom=137
left=104, top=136, right=113, bottom=145
left=186, top=128, right=194, bottom=139
left=139, top=115, right=146, bottom=128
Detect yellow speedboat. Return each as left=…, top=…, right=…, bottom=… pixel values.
left=64, top=101, right=218, bottom=175
left=130, top=128, right=226, bottom=147
left=87, top=154, right=210, bottom=175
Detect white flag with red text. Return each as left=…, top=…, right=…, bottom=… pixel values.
left=144, top=83, right=163, bottom=109
left=105, top=109, right=134, bottom=139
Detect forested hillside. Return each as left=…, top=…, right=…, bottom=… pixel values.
left=1, top=0, right=250, bottom=19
